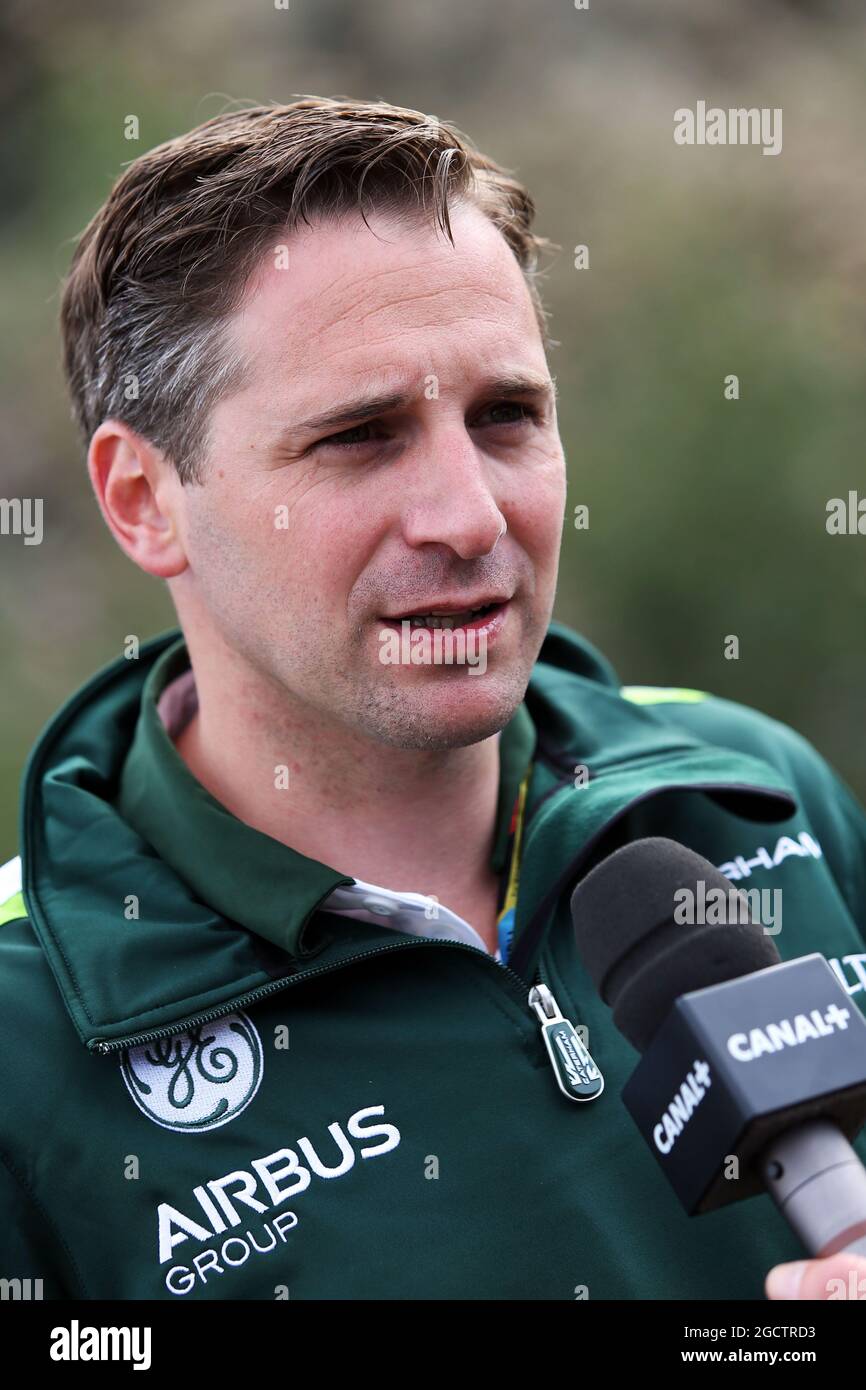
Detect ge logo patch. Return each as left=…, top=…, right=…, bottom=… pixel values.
left=120, top=1012, right=264, bottom=1132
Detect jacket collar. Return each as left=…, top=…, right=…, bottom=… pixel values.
left=115, top=633, right=536, bottom=959
left=22, top=628, right=535, bottom=1048
left=21, top=623, right=796, bottom=1050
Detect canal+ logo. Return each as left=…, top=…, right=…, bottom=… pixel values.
left=120, top=1011, right=264, bottom=1133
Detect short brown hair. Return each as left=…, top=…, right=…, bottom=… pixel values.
left=60, top=95, right=554, bottom=485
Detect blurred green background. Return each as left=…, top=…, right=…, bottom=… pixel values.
left=1, top=0, right=865, bottom=858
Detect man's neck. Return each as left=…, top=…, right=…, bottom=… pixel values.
left=171, top=653, right=505, bottom=948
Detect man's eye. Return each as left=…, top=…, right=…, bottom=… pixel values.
left=313, top=401, right=541, bottom=452
left=478, top=401, right=541, bottom=427
left=315, top=422, right=383, bottom=450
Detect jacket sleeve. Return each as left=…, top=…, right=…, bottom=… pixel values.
left=0, top=1149, right=78, bottom=1300
left=803, top=755, right=866, bottom=942
left=659, top=693, right=866, bottom=942
left=754, top=725, right=866, bottom=941
left=760, top=721, right=866, bottom=942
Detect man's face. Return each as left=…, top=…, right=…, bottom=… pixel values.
left=175, top=199, right=566, bottom=749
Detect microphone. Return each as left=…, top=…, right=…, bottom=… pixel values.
left=570, top=837, right=866, bottom=1258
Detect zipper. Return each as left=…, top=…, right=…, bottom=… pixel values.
left=89, top=934, right=533, bottom=1053
left=528, top=982, right=604, bottom=1101
left=89, top=934, right=603, bottom=1101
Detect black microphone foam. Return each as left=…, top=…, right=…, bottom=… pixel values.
left=570, top=837, right=782, bottom=1052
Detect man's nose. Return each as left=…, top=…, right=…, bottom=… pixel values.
left=400, top=428, right=507, bottom=560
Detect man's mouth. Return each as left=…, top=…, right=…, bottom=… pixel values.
left=378, top=600, right=508, bottom=632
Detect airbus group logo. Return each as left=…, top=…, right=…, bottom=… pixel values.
left=120, top=1012, right=264, bottom=1132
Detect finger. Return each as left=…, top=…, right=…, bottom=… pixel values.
left=766, top=1254, right=866, bottom=1300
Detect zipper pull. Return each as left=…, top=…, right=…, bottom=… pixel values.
left=528, top=983, right=604, bottom=1103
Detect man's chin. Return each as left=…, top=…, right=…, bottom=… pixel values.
left=358, top=670, right=529, bottom=752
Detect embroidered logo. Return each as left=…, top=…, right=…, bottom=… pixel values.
left=120, top=1012, right=264, bottom=1133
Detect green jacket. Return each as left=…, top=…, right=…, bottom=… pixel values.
left=2, top=622, right=866, bottom=1300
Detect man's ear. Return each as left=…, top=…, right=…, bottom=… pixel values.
left=87, top=420, right=189, bottom=578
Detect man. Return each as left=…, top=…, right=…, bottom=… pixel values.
left=1, top=96, right=865, bottom=1301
